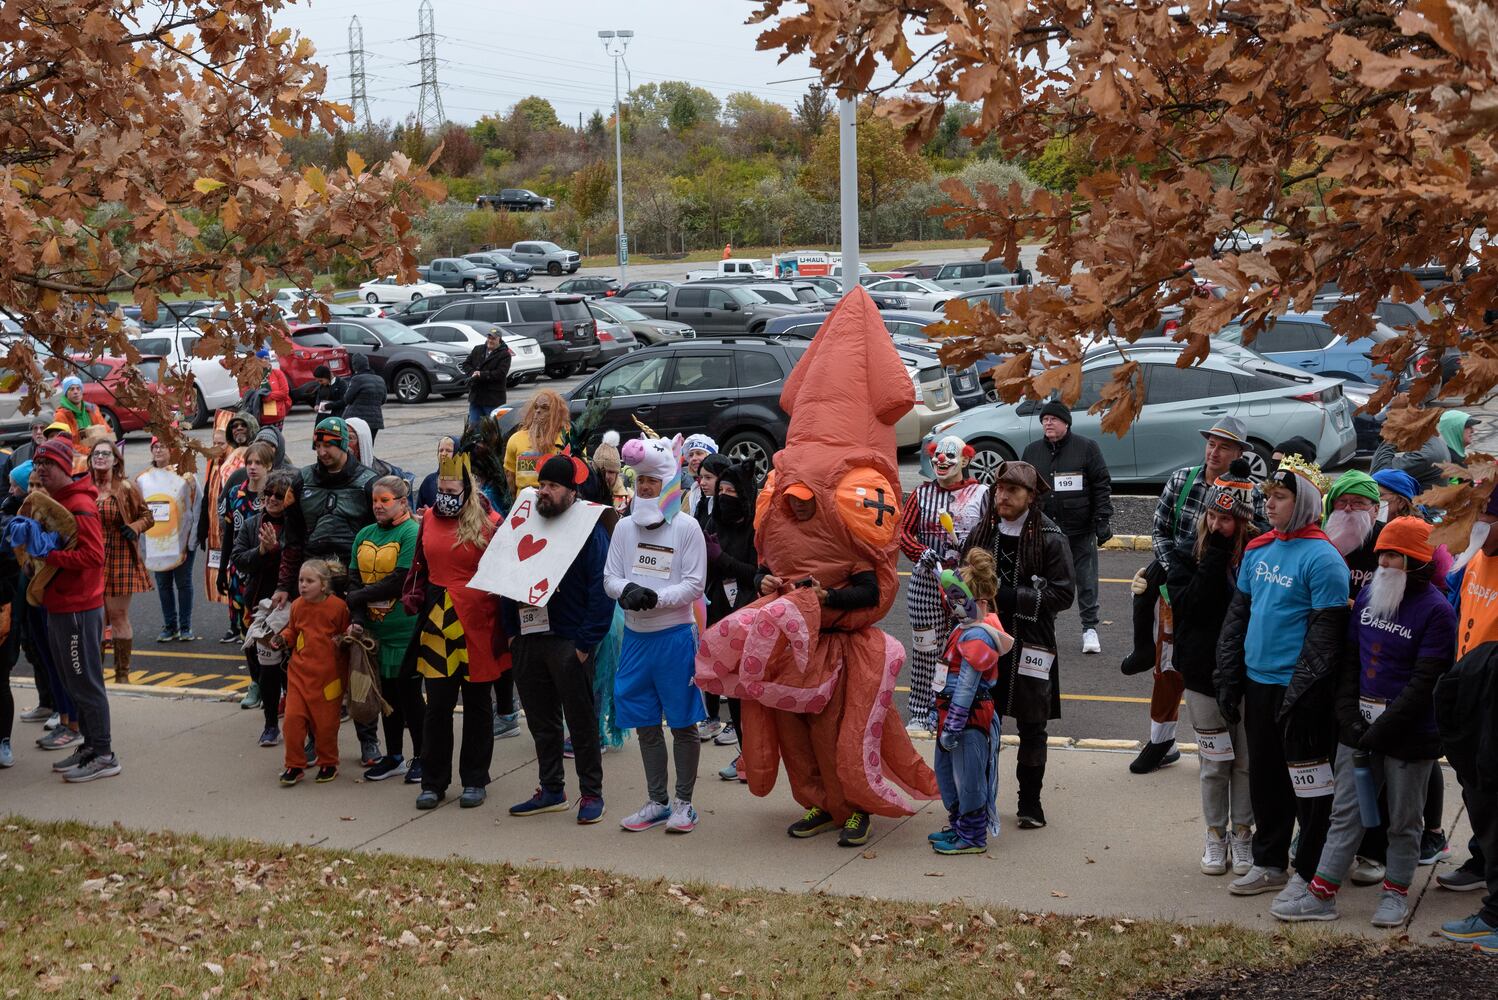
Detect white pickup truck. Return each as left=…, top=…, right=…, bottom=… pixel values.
left=686, top=258, right=773, bottom=281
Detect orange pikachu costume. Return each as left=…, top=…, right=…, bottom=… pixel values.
left=280, top=594, right=350, bottom=770
left=695, top=289, right=939, bottom=827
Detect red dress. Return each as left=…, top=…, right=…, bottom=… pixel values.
left=414, top=513, right=506, bottom=683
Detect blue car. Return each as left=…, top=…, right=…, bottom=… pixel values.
left=1213, top=311, right=1409, bottom=385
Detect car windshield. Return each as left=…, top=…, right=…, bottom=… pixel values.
left=598, top=302, right=646, bottom=322
left=731, top=289, right=769, bottom=305
left=359, top=318, right=427, bottom=344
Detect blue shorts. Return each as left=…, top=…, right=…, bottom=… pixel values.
left=613, top=623, right=708, bottom=731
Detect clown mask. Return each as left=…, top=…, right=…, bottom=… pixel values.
left=938, top=568, right=978, bottom=624
left=928, top=435, right=971, bottom=488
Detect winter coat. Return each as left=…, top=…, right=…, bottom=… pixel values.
left=1164, top=536, right=1237, bottom=697
left=334, top=355, right=387, bottom=432
left=1020, top=429, right=1113, bottom=539
left=230, top=507, right=293, bottom=606
left=1435, top=641, right=1498, bottom=793
left=463, top=343, right=511, bottom=411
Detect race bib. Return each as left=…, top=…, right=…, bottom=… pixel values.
left=911, top=627, right=939, bottom=653
left=1054, top=472, right=1083, bottom=492
left=519, top=603, right=550, bottom=636
left=723, top=580, right=739, bottom=606
left=1288, top=758, right=1335, bottom=798
left=1195, top=728, right=1234, bottom=762
left=634, top=542, right=673, bottom=580
left=147, top=500, right=172, bottom=522
left=207, top=550, right=221, bottom=570
left=1358, top=696, right=1386, bottom=724
left=1017, top=645, right=1055, bottom=680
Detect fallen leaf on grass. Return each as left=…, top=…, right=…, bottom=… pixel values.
left=1055, top=950, right=1073, bottom=969
left=202, top=962, right=224, bottom=977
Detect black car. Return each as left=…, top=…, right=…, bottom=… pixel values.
left=385, top=291, right=486, bottom=326
left=495, top=338, right=806, bottom=483
left=323, top=316, right=469, bottom=404
left=425, top=293, right=599, bottom=380
left=555, top=276, right=621, bottom=299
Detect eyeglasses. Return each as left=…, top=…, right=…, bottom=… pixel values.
left=1332, top=497, right=1376, bottom=512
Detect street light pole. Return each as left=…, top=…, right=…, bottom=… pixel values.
left=598, top=29, right=633, bottom=286
left=837, top=95, right=860, bottom=295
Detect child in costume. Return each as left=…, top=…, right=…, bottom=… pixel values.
left=898, top=435, right=988, bottom=731
left=930, top=550, right=1014, bottom=855
left=272, top=559, right=350, bottom=786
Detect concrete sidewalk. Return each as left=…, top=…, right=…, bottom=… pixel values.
left=0, top=689, right=1480, bottom=941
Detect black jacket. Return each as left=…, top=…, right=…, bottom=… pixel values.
left=1020, top=430, right=1113, bottom=539
left=230, top=507, right=293, bottom=606
left=313, top=377, right=347, bottom=417
left=334, top=355, right=386, bottom=432
left=1164, top=536, right=1236, bottom=698
left=463, top=343, right=511, bottom=411
left=1435, top=641, right=1498, bottom=792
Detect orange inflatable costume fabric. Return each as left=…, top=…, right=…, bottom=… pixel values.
left=695, top=288, right=939, bottom=820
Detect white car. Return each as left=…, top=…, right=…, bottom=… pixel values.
left=128, top=328, right=245, bottom=427
left=411, top=321, right=545, bottom=387
left=864, top=278, right=955, bottom=312
left=358, top=276, right=446, bottom=305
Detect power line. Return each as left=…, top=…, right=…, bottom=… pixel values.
left=347, top=16, right=373, bottom=129
left=411, top=0, right=445, bottom=133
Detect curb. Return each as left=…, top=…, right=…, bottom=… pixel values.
left=1100, top=535, right=1152, bottom=551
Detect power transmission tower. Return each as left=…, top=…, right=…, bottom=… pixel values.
left=347, top=15, right=372, bottom=130
left=412, top=0, right=445, bottom=133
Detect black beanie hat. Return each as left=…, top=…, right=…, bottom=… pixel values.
left=538, top=454, right=580, bottom=490
left=1039, top=399, right=1072, bottom=427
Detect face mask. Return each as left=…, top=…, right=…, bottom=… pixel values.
left=433, top=492, right=463, bottom=518
left=1377, top=501, right=1389, bottom=523
left=715, top=494, right=745, bottom=525
left=631, top=493, right=664, bottom=528
left=938, top=569, right=978, bottom=624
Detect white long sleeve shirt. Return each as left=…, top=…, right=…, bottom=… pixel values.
left=605, top=514, right=707, bottom=633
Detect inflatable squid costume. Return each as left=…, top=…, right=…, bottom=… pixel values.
left=695, top=288, right=939, bottom=823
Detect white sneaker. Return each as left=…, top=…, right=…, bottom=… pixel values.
left=1200, top=829, right=1230, bottom=875
left=1273, top=872, right=1309, bottom=905
left=1348, top=856, right=1386, bottom=886
left=696, top=720, right=724, bottom=742
left=1081, top=629, right=1101, bottom=654
left=1371, top=889, right=1410, bottom=928
left=712, top=724, right=738, bottom=747
left=666, top=798, right=698, bottom=834
left=1229, top=827, right=1254, bottom=875
left=43, top=712, right=60, bottom=732
left=619, top=800, right=671, bottom=832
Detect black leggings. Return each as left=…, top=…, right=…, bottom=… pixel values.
left=381, top=674, right=425, bottom=759
left=246, top=650, right=285, bottom=731
left=494, top=670, right=515, bottom=715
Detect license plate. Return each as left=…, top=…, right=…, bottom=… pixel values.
left=574, top=327, right=588, bottom=339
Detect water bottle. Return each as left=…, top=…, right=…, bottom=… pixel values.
left=1353, top=750, right=1381, bottom=828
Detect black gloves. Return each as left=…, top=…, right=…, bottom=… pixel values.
left=1217, top=694, right=1241, bottom=727
left=1095, top=524, right=1113, bottom=545
left=704, top=533, right=722, bottom=562
left=618, top=583, right=659, bottom=612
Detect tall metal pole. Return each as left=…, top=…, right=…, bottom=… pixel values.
left=838, top=96, right=860, bottom=294
left=599, top=30, right=634, bottom=284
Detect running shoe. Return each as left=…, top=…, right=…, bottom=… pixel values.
left=619, top=800, right=671, bottom=832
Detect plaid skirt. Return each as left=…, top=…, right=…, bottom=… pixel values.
left=100, top=494, right=153, bottom=597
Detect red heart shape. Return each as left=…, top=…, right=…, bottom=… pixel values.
left=517, top=534, right=547, bottom=561
left=510, top=515, right=525, bottom=529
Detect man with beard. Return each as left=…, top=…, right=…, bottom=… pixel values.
left=1324, top=471, right=1383, bottom=594
left=1273, top=517, right=1454, bottom=926
left=504, top=455, right=614, bottom=825
left=898, top=435, right=989, bottom=731
left=1022, top=401, right=1113, bottom=655
left=964, top=461, right=1076, bottom=829
left=1217, top=455, right=1348, bottom=903
left=608, top=434, right=710, bottom=834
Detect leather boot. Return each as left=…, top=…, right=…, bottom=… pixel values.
left=1016, top=763, right=1047, bottom=829
left=113, top=638, right=131, bottom=685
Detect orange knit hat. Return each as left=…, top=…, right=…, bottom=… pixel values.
left=1375, top=516, right=1434, bottom=565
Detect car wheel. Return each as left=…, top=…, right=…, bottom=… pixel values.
left=392, top=367, right=430, bottom=404
left=547, top=261, right=562, bottom=276
left=462, top=280, right=476, bottom=292
left=411, top=292, right=423, bottom=301
left=1244, top=439, right=1274, bottom=480
left=99, top=407, right=122, bottom=439
left=545, top=365, right=571, bottom=380
left=967, top=439, right=1016, bottom=484
left=724, top=430, right=776, bottom=487
left=191, top=387, right=209, bottom=428
left=503, top=270, right=516, bottom=282
left=365, top=292, right=380, bottom=303
left=524, top=373, right=541, bottom=384
left=506, top=374, right=523, bottom=388
left=568, top=361, right=588, bottom=376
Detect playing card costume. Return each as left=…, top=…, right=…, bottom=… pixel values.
left=898, top=435, right=987, bottom=727
left=695, top=288, right=939, bottom=841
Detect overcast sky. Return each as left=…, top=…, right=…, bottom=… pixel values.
left=270, top=0, right=828, bottom=128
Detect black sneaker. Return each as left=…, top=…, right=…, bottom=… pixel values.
left=364, top=756, right=408, bottom=782
left=1437, top=865, right=1486, bottom=891
left=359, top=739, right=382, bottom=768
left=1017, top=800, right=1047, bottom=829
left=1129, top=740, right=1180, bottom=775
left=1419, top=829, right=1451, bottom=866
left=315, top=765, right=338, bottom=783
left=787, top=806, right=839, bottom=839
left=838, top=811, right=871, bottom=848
left=279, top=767, right=304, bottom=786
left=403, top=760, right=423, bottom=785
left=218, top=629, right=239, bottom=644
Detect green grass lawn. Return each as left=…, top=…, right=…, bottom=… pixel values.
left=1, top=818, right=1341, bottom=998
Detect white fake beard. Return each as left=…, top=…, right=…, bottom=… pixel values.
left=1365, top=566, right=1408, bottom=621
left=1454, top=520, right=1493, bottom=572
left=630, top=493, right=664, bottom=528
left=1325, top=508, right=1375, bottom=557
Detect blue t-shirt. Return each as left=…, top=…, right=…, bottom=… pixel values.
left=1236, top=536, right=1349, bottom=686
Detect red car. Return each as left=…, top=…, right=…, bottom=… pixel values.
left=280, top=322, right=351, bottom=396
left=72, top=355, right=183, bottom=437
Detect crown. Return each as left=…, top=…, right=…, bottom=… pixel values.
left=438, top=452, right=470, bottom=482
left=1275, top=453, right=1332, bottom=495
